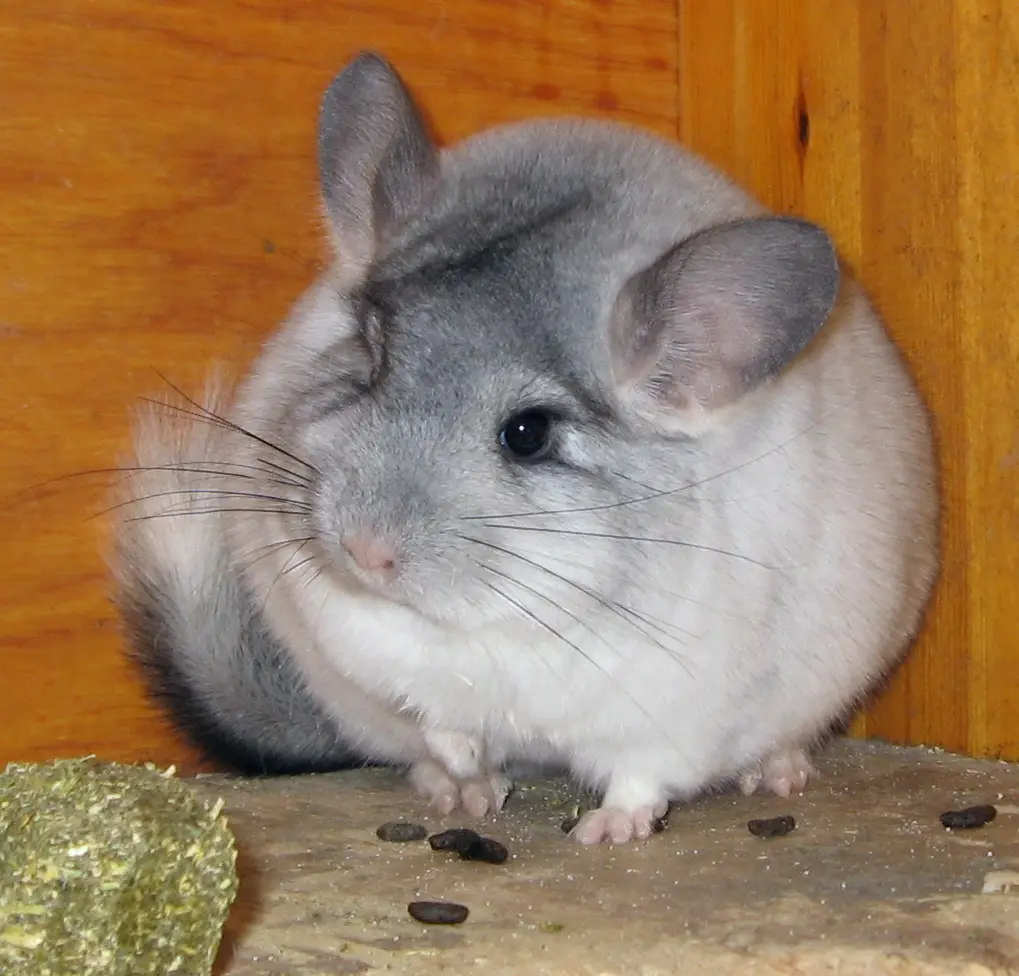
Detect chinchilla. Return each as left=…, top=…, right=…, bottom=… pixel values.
left=111, top=52, right=939, bottom=844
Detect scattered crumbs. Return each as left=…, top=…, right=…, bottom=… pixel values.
left=982, top=870, right=1019, bottom=894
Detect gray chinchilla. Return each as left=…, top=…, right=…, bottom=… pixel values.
left=112, top=52, right=939, bottom=844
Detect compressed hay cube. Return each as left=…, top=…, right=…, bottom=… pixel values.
left=0, top=757, right=238, bottom=975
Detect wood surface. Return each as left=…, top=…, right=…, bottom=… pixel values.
left=1, top=1, right=1015, bottom=771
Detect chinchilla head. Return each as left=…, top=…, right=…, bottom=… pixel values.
left=236, top=52, right=840, bottom=628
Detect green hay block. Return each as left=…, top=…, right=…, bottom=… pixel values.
left=0, top=757, right=238, bottom=975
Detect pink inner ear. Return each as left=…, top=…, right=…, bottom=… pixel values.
left=672, top=300, right=771, bottom=409
left=609, top=217, right=839, bottom=429
left=622, top=299, right=754, bottom=414
left=676, top=363, right=742, bottom=411
left=608, top=247, right=757, bottom=419
left=608, top=288, right=657, bottom=387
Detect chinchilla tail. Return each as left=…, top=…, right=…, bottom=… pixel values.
left=109, top=388, right=359, bottom=775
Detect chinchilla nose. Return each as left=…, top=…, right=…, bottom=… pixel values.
left=342, top=531, right=399, bottom=576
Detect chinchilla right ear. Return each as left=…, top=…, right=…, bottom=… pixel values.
left=317, top=52, right=439, bottom=273
left=608, top=216, right=840, bottom=437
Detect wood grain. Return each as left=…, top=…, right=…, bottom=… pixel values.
left=0, top=1, right=678, bottom=771
left=3, top=0, right=1017, bottom=773
left=678, top=0, right=1019, bottom=758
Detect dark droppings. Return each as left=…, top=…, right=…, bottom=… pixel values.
left=408, top=900, right=470, bottom=925
left=940, top=804, right=997, bottom=830
left=747, top=815, right=796, bottom=838
left=459, top=835, right=509, bottom=864
left=428, top=828, right=482, bottom=853
left=560, top=816, right=580, bottom=834
left=428, top=828, right=509, bottom=863
left=375, top=821, right=428, bottom=842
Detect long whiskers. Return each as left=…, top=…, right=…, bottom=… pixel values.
left=6, top=460, right=308, bottom=504
left=472, top=557, right=627, bottom=664
left=145, top=372, right=319, bottom=476
left=479, top=524, right=776, bottom=571
left=466, top=543, right=692, bottom=750
left=96, top=487, right=313, bottom=522
left=462, top=402, right=846, bottom=523
left=461, top=534, right=693, bottom=678
left=5, top=372, right=319, bottom=520
left=473, top=576, right=581, bottom=689
left=123, top=506, right=313, bottom=523
left=260, top=538, right=318, bottom=612
left=239, top=536, right=317, bottom=572
left=154, top=459, right=309, bottom=491
left=536, top=549, right=752, bottom=625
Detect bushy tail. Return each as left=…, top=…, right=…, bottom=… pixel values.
left=110, top=386, right=357, bottom=775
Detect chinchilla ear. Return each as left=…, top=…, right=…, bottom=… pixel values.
left=609, top=216, right=840, bottom=435
left=317, top=52, right=439, bottom=273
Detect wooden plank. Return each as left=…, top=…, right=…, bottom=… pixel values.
left=678, top=0, right=1019, bottom=760
left=0, top=0, right=679, bottom=771
left=852, top=0, right=970, bottom=752
left=954, top=0, right=1019, bottom=759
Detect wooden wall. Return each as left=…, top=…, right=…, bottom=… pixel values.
left=1, top=1, right=1016, bottom=772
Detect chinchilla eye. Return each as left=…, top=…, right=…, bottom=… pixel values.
left=499, top=409, right=553, bottom=460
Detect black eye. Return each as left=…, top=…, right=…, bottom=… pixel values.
left=499, top=409, right=554, bottom=459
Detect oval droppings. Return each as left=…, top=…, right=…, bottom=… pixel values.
left=747, top=815, right=796, bottom=838
left=940, top=804, right=997, bottom=830
left=459, top=836, right=509, bottom=864
left=375, top=821, right=428, bottom=843
left=408, top=900, right=470, bottom=925
left=428, top=828, right=482, bottom=853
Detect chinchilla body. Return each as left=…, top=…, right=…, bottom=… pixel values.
left=112, top=54, right=938, bottom=843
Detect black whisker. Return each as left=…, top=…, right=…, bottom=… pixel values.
left=465, top=539, right=691, bottom=743
left=260, top=539, right=316, bottom=613
left=607, top=470, right=661, bottom=494
left=473, top=558, right=617, bottom=656
left=536, top=549, right=750, bottom=624
left=95, top=487, right=313, bottom=521
left=125, top=506, right=312, bottom=523
left=140, top=394, right=317, bottom=482
left=480, top=524, right=775, bottom=570
left=471, top=572, right=609, bottom=680
left=281, top=551, right=318, bottom=580
left=298, top=562, right=327, bottom=596
left=495, top=552, right=693, bottom=651
left=148, top=373, right=320, bottom=476
left=252, top=454, right=313, bottom=488
left=171, top=458, right=310, bottom=491
left=140, top=460, right=304, bottom=489
left=3, top=460, right=288, bottom=508
left=240, top=536, right=316, bottom=571
left=610, top=602, right=697, bottom=645
left=471, top=577, right=573, bottom=687
left=462, top=409, right=840, bottom=522
left=461, top=534, right=693, bottom=678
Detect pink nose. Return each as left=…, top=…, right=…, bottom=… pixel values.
left=342, top=533, right=398, bottom=575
